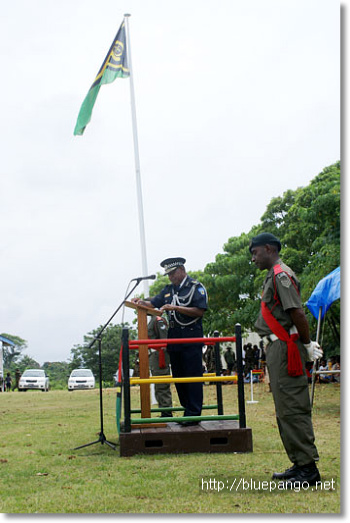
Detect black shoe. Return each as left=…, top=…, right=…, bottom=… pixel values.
left=283, top=463, right=321, bottom=487
left=176, top=420, right=199, bottom=427
left=272, top=464, right=299, bottom=480
left=160, top=412, right=173, bottom=417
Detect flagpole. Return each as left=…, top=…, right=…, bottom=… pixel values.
left=124, top=14, right=150, bottom=298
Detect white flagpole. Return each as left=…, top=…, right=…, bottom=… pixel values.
left=124, top=14, right=150, bottom=297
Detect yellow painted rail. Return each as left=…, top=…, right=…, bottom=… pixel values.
left=148, top=373, right=216, bottom=379
left=130, top=375, right=238, bottom=385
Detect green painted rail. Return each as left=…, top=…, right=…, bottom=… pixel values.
left=130, top=404, right=219, bottom=414
left=130, top=414, right=240, bottom=424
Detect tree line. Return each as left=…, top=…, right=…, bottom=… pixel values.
left=2, top=161, right=340, bottom=384
left=201, top=161, right=340, bottom=354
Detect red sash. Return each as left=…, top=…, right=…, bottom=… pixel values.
left=261, top=265, right=303, bottom=377
left=157, top=348, right=166, bottom=369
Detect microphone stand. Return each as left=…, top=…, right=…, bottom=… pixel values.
left=74, top=278, right=144, bottom=451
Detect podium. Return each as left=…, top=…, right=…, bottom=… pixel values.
left=119, top=318, right=253, bottom=457
left=124, top=301, right=163, bottom=418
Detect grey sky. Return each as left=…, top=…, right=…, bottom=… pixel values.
left=0, top=0, right=340, bottom=364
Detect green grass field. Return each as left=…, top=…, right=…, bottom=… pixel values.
left=0, top=382, right=340, bottom=514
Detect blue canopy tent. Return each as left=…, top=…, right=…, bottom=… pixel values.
left=306, top=267, right=341, bottom=406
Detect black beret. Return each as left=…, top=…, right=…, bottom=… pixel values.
left=160, top=257, right=186, bottom=274
left=249, top=233, right=281, bottom=253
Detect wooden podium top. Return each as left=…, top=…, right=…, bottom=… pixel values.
left=124, top=300, right=163, bottom=317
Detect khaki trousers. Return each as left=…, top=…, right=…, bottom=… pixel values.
left=149, top=350, right=172, bottom=409
left=266, top=339, right=319, bottom=467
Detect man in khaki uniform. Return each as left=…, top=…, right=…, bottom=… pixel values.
left=148, top=315, right=173, bottom=417
left=250, top=232, right=323, bottom=486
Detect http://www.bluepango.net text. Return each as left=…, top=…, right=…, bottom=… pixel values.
left=200, top=477, right=337, bottom=494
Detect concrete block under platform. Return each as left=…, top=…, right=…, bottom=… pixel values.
left=119, top=420, right=253, bottom=457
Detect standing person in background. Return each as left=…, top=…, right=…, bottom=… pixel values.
left=5, top=372, right=12, bottom=392
left=253, top=344, right=260, bottom=368
left=224, top=346, right=235, bottom=375
left=204, top=345, right=216, bottom=386
left=132, top=257, right=208, bottom=426
left=250, top=232, right=323, bottom=486
left=12, top=368, right=21, bottom=391
left=244, top=343, right=255, bottom=374
left=204, top=345, right=216, bottom=374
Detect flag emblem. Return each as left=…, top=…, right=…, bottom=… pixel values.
left=112, top=42, right=124, bottom=58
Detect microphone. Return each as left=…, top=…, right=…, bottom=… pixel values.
left=131, top=274, right=156, bottom=282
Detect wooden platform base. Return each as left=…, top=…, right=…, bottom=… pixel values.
left=119, top=420, right=253, bottom=457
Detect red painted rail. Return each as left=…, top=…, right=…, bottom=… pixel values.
left=128, top=336, right=236, bottom=348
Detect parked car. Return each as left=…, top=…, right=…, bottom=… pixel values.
left=19, top=369, right=49, bottom=392
left=68, top=369, right=95, bottom=391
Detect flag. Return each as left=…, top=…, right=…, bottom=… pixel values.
left=74, top=20, right=130, bottom=136
left=306, top=267, right=341, bottom=319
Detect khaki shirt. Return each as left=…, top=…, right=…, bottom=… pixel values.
left=254, top=259, right=302, bottom=337
left=147, top=315, right=168, bottom=353
left=147, top=315, right=168, bottom=340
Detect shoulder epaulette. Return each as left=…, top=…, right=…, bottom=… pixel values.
left=272, top=263, right=299, bottom=300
